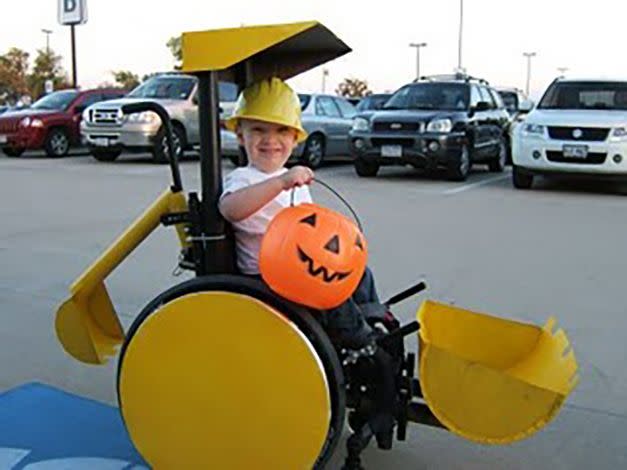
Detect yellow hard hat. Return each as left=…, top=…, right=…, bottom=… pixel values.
left=225, top=77, right=308, bottom=143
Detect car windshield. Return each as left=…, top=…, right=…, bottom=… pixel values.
left=356, top=95, right=392, bottom=111
left=219, top=82, right=238, bottom=102
left=384, top=83, right=469, bottom=111
left=31, top=90, right=79, bottom=110
left=538, top=81, right=627, bottom=110
left=298, top=94, right=311, bottom=110
left=128, top=76, right=195, bottom=100
left=498, top=91, right=518, bottom=113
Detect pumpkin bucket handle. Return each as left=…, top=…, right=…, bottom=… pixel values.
left=290, top=178, right=364, bottom=232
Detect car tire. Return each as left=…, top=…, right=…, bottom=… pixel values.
left=512, top=165, right=534, bottom=189
left=153, top=124, right=185, bottom=164
left=354, top=158, right=379, bottom=177
left=447, top=144, right=470, bottom=181
left=44, top=128, right=70, bottom=158
left=91, top=148, right=122, bottom=162
left=488, top=137, right=507, bottom=172
left=2, top=147, right=25, bottom=158
left=301, top=134, right=325, bottom=169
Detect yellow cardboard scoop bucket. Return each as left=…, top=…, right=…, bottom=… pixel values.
left=417, top=300, right=579, bottom=444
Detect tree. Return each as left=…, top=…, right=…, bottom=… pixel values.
left=112, top=70, right=140, bottom=90
left=166, top=35, right=182, bottom=70
left=27, top=48, right=70, bottom=99
left=0, top=48, right=30, bottom=104
left=336, top=78, right=372, bottom=98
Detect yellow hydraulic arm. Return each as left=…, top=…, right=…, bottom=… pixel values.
left=55, top=189, right=189, bottom=364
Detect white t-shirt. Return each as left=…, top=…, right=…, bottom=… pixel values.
left=220, top=165, right=312, bottom=274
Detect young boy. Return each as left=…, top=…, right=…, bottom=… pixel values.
left=221, top=78, right=400, bottom=449
left=220, top=77, right=380, bottom=348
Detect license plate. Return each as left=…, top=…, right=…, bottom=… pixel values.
left=0, top=135, right=7, bottom=144
left=563, top=144, right=588, bottom=158
left=93, top=137, right=110, bottom=147
left=381, top=145, right=402, bottom=157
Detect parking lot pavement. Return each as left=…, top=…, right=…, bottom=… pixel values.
left=1, top=153, right=627, bottom=469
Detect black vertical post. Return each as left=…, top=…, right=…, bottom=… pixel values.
left=70, top=24, right=77, bottom=88
left=196, top=71, right=234, bottom=274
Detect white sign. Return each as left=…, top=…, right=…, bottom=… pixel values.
left=44, top=80, right=54, bottom=94
left=58, top=0, right=88, bottom=25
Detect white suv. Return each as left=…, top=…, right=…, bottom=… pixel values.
left=512, top=78, right=627, bottom=189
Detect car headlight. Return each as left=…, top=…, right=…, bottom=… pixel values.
left=352, top=117, right=370, bottom=132
left=30, top=119, right=44, bottom=128
left=610, top=127, right=627, bottom=141
left=426, top=118, right=452, bottom=133
left=82, top=108, right=91, bottom=123
left=523, top=123, right=545, bottom=136
left=127, top=111, right=158, bottom=123
left=19, top=117, right=31, bottom=127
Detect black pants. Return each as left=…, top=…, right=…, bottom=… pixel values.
left=318, top=267, right=379, bottom=347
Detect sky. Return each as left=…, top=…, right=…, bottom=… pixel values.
left=1, top=0, right=626, bottom=101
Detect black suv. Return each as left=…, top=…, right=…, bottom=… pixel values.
left=349, top=74, right=510, bottom=181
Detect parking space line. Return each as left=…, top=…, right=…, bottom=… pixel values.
left=442, top=172, right=511, bottom=195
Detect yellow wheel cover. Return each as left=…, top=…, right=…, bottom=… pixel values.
left=119, top=291, right=331, bottom=469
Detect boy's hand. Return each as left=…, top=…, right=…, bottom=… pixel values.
left=280, top=166, right=314, bottom=190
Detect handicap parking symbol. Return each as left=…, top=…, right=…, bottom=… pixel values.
left=0, top=383, right=148, bottom=469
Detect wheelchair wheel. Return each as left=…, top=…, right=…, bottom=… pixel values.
left=117, top=275, right=345, bottom=469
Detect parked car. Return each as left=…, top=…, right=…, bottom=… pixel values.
left=496, top=87, right=534, bottom=161
left=512, top=77, right=627, bottom=189
left=355, top=93, right=392, bottom=112
left=496, top=88, right=533, bottom=118
left=349, top=73, right=511, bottom=180
left=229, top=93, right=357, bottom=168
left=80, top=73, right=238, bottom=163
left=0, top=88, right=125, bottom=158
left=219, top=128, right=241, bottom=159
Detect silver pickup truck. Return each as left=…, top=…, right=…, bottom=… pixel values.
left=80, top=73, right=238, bottom=163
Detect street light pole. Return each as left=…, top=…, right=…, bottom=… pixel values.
left=523, top=52, right=537, bottom=96
left=458, top=0, right=464, bottom=70
left=322, top=68, right=329, bottom=93
left=41, top=29, right=53, bottom=55
left=409, top=42, right=427, bottom=80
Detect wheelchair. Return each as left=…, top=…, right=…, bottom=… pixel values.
left=55, top=21, right=578, bottom=469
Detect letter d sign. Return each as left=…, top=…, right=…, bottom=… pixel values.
left=58, top=0, right=88, bottom=25
left=64, top=0, right=77, bottom=13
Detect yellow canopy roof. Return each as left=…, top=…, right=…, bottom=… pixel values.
left=182, top=21, right=351, bottom=86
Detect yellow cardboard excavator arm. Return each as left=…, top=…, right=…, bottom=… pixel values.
left=182, top=21, right=351, bottom=86
left=55, top=189, right=189, bottom=365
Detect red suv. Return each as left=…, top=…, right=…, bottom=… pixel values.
left=0, top=88, right=126, bottom=158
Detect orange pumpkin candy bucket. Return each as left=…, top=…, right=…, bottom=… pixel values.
left=259, top=203, right=368, bottom=309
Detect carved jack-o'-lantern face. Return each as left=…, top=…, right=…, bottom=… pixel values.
left=260, top=203, right=368, bottom=310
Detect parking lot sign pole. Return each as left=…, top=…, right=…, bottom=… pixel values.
left=70, top=24, right=77, bottom=87
left=58, top=0, right=87, bottom=89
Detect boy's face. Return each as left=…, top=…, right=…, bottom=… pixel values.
left=237, top=119, right=299, bottom=173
